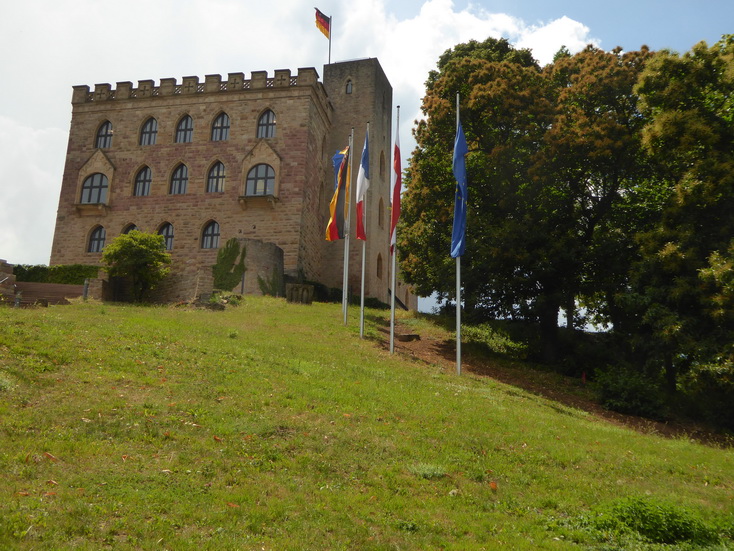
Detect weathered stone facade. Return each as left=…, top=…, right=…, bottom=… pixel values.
left=50, top=59, right=416, bottom=309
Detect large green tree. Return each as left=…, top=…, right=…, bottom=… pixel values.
left=102, top=231, right=171, bottom=302
left=624, top=36, right=734, bottom=403
left=400, top=39, right=655, bottom=362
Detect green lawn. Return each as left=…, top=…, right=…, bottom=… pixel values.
left=0, top=298, right=732, bottom=549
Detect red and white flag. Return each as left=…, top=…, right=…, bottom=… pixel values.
left=355, top=129, right=369, bottom=240
left=390, top=130, right=401, bottom=253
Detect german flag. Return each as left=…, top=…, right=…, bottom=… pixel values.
left=315, top=8, right=331, bottom=39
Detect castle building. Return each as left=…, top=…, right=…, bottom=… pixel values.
left=50, top=58, right=416, bottom=308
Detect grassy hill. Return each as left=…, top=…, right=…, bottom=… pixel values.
left=0, top=298, right=732, bottom=550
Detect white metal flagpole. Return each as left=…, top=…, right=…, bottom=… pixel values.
left=343, top=128, right=354, bottom=325
left=455, top=94, right=462, bottom=376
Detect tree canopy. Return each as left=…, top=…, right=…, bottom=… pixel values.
left=102, top=230, right=171, bottom=302
left=398, top=34, right=734, bottom=427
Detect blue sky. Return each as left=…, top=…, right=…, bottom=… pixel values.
left=0, top=0, right=730, bottom=273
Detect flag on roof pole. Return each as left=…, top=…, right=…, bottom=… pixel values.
left=450, top=117, right=469, bottom=258
left=314, top=8, right=331, bottom=38
left=314, top=7, right=332, bottom=64
left=389, top=123, right=402, bottom=254
left=326, top=146, right=351, bottom=241
left=355, top=128, right=370, bottom=241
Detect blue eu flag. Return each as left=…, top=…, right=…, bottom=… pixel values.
left=450, top=122, right=468, bottom=258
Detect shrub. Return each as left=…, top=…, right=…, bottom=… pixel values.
left=594, top=364, right=667, bottom=420
left=212, top=238, right=246, bottom=292
left=13, top=264, right=99, bottom=284
left=593, top=497, right=720, bottom=545
left=681, top=361, right=734, bottom=430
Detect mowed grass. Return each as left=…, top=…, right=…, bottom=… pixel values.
left=0, top=298, right=732, bottom=550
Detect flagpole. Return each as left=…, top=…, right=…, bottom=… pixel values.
left=389, top=107, right=400, bottom=354
left=359, top=123, right=370, bottom=338
left=328, top=15, right=332, bottom=64
left=455, top=94, right=462, bottom=375
left=343, top=128, right=354, bottom=325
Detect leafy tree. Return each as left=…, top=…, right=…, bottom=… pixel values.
left=400, top=38, right=654, bottom=362
left=625, top=35, right=734, bottom=397
left=102, top=231, right=171, bottom=302
left=212, top=238, right=246, bottom=291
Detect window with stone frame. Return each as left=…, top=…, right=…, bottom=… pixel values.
left=175, top=115, right=194, bottom=143
left=88, top=225, right=106, bottom=253
left=134, top=166, right=152, bottom=196
left=169, top=164, right=188, bottom=195
left=95, top=121, right=113, bottom=148
left=211, top=112, right=230, bottom=141
left=257, top=110, right=276, bottom=138
left=201, top=221, right=220, bottom=249
left=158, top=222, right=174, bottom=250
left=122, top=224, right=138, bottom=234
left=207, top=162, right=226, bottom=193
left=80, top=173, right=108, bottom=204
left=140, top=117, right=158, bottom=146
left=245, top=164, right=275, bottom=196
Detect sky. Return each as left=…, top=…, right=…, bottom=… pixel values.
left=1, top=0, right=732, bottom=269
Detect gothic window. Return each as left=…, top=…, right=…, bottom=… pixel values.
left=95, top=121, right=113, bottom=148
left=377, top=253, right=383, bottom=279
left=80, top=173, right=108, bottom=204
left=378, top=198, right=385, bottom=229
left=169, top=164, right=188, bottom=195
left=134, top=166, right=152, bottom=196
left=122, top=224, right=138, bottom=234
left=158, top=222, right=174, bottom=250
left=140, top=117, right=158, bottom=146
left=207, top=162, right=226, bottom=193
left=201, top=221, right=220, bottom=249
left=175, top=115, right=193, bottom=143
left=257, top=109, right=276, bottom=138
left=88, top=226, right=106, bottom=253
left=211, top=112, right=230, bottom=141
left=245, top=164, right=275, bottom=196
left=346, top=79, right=353, bottom=94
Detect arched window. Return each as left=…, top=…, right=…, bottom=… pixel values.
left=257, top=109, right=276, bottom=138
left=80, top=173, right=108, bottom=204
left=201, top=221, right=220, bottom=249
left=207, top=162, right=225, bottom=193
left=346, top=79, right=353, bottom=94
left=378, top=198, right=385, bottom=229
left=245, top=164, right=275, bottom=196
left=122, top=224, right=138, bottom=234
left=175, top=115, right=193, bottom=143
left=140, top=117, right=158, bottom=145
left=380, top=150, right=386, bottom=180
left=211, top=112, right=230, bottom=141
left=169, top=164, right=188, bottom=195
left=88, top=226, right=106, bottom=253
left=134, top=166, right=152, bottom=196
left=95, top=121, right=113, bottom=148
left=158, top=222, right=174, bottom=250
left=377, top=253, right=383, bottom=279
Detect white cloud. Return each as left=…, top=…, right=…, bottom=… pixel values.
left=0, top=116, right=66, bottom=265
left=0, top=0, right=597, bottom=265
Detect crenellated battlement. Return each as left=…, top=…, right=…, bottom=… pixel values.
left=72, top=67, right=320, bottom=104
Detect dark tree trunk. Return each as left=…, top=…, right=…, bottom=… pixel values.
left=538, top=297, right=560, bottom=364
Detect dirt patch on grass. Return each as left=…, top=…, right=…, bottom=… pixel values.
left=383, top=323, right=732, bottom=448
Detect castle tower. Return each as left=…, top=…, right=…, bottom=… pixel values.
left=321, top=59, right=394, bottom=304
